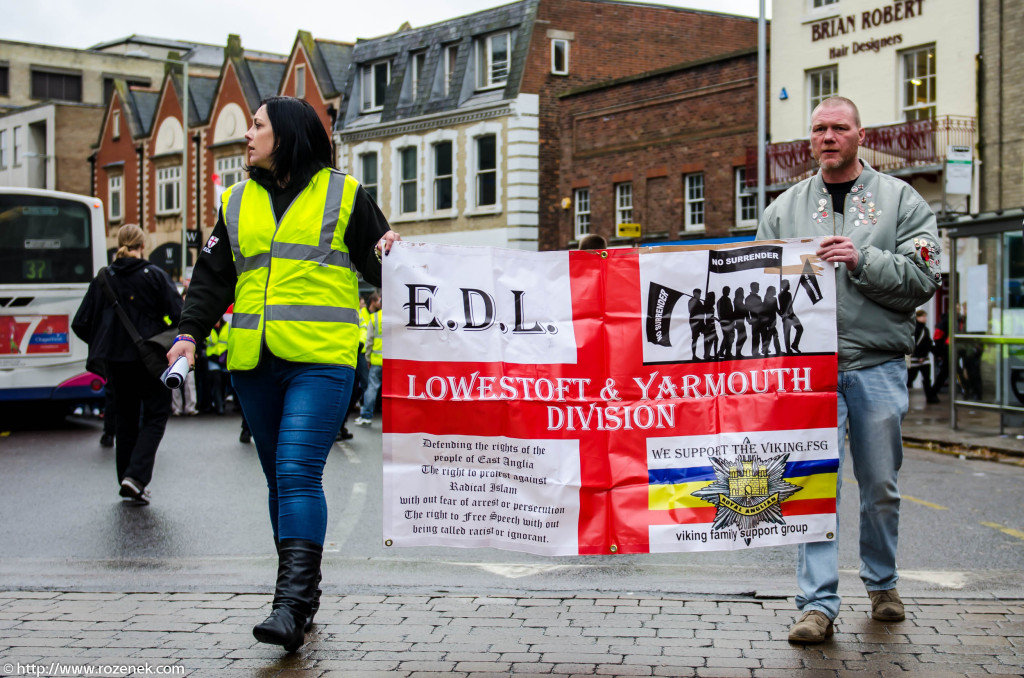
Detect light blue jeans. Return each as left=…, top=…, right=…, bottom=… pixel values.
left=796, top=358, right=908, bottom=620
left=360, top=363, right=383, bottom=420
left=231, top=356, right=353, bottom=545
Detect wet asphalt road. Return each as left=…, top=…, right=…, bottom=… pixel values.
left=0, top=410, right=1021, bottom=598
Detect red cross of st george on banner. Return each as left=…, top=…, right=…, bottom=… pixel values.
left=383, top=244, right=838, bottom=556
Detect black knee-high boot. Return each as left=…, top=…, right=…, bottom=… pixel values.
left=271, top=539, right=322, bottom=632
left=306, top=570, right=322, bottom=632
left=253, top=538, right=323, bottom=652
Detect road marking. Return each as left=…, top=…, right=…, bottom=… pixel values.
left=458, top=562, right=575, bottom=579
left=336, top=441, right=360, bottom=464
left=981, top=521, right=1024, bottom=542
left=898, top=570, right=967, bottom=589
left=326, top=482, right=367, bottom=552
left=847, top=479, right=948, bottom=510
left=902, top=494, right=949, bottom=510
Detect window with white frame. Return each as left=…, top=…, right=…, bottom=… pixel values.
left=443, top=44, right=459, bottom=96
left=411, top=52, right=426, bottom=101
left=551, top=39, right=569, bottom=75
left=475, top=134, right=497, bottom=207
left=735, top=167, right=757, bottom=226
left=296, top=64, right=306, bottom=99
left=0, top=130, right=7, bottom=169
left=615, top=183, right=633, bottom=226
left=574, top=188, right=590, bottom=239
left=812, top=0, right=839, bottom=7
left=216, top=155, right=245, bottom=189
left=433, top=141, right=453, bottom=211
left=360, top=152, right=378, bottom=203
left=360, top=60, right=391, bottom=112
left=156, top=166, right=181, bottom=214
left=112, top=111, right=120, bottom=140
left=476, top=32, right=510, bottom=90
left=12, top=126, right=22, bottom=167
left=399, top=146, right=417, bottom=214
left=684, top=173, right=705, bottom=231
left=902, top=45, right=936, bottom=121
left=807, top=66, right=838, bottom=121
left=108, top=175, right=122, bottom=222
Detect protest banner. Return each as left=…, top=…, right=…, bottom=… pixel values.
left=382, top=238, right=838, bottom=556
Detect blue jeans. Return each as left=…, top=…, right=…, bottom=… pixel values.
left=231, top=356, right=354, bottom=545
left=796, top=358, right=908, bottom=620
left=360, top=363, right=382, bottom=420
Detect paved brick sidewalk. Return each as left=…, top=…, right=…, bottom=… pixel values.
left=1, top=591, right=1022, bottom=677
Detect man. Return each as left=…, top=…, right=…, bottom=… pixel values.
left=355, top=292, right=383, bottom=426
left=907, top=310, right=939, bottom=404
left=756, top=96, right=941, bottom=643
left=578, top=233, right=607, bottom=250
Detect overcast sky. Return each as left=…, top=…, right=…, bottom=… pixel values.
left=3, top=0, right=769, bottom=55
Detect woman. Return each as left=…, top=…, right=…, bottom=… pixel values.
left=167, top=96, right=399, bottom=652
left=72, top=224, right=182, bottom=505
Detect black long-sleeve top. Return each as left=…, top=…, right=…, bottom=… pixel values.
left=178, top=179, right=391, bottom=343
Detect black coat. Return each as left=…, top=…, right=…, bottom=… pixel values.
left=72, top=257, right=182, bottom=364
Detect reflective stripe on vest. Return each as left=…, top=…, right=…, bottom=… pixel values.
left=369, top=310, right=383, bottom=367
left=221, top=169, right=362, bottom=370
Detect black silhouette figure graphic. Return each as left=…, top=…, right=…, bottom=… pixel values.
left=745, top=282, right=764, bottom=357
left=703, top=291, right=720, bottom=359
left=778, top=279, right=804, bottom=354
left=732, top=287, right=748, bottom=358
left=717, top=286, right=735, bottom=359
left=688, top=289, right=705, bottom=360
left=762, top=285, right=782, bottom=357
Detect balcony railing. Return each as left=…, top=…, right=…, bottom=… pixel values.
left=746, top=115, right=976, bottom=191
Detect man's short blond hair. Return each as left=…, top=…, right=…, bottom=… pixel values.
left=811, top=96, right=862, bottom=129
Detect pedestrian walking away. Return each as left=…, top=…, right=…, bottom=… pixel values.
left=72, top=224, right=183, bottom=506
left=908, top=309, right=940, bottom=404
left=356, top=292, right=383, bottom=426
left=166, top=96, right=400, bottom=653
left=756, top=96, right=941, bottom=644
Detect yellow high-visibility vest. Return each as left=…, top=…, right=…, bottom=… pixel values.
left=220, top=169, right=361, bottom=370
left=358, top=306, right=370, bottom=348
left=206, top=325, right=228, bottom=358
left=368, top=310, right=382, bottom=367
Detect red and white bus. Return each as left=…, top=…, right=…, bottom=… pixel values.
left=0, top=187, right=107, bottom=413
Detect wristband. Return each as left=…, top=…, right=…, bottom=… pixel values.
left=174, top=334, right=197, bottom=346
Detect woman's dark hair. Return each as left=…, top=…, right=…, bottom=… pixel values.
left=247, top=96, right=332, bottom=190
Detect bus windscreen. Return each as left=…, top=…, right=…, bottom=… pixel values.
left=0, top=195, right=94, bottom=284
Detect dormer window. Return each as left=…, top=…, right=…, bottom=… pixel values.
left=411, top=51, right=426, bottom=101
left=476, top=32, right=510, bottom=90
left=361, top=60, right=391, bottom=112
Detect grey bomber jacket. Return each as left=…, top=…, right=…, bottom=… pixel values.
left=756, top=161, right=941, bottom=372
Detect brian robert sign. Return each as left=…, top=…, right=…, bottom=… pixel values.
left=811, top=0, right=926, bottom=57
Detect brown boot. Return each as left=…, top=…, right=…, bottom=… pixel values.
left=869, top=588, right=905, bottom=621
left=788, top=610, right=834, bottom=644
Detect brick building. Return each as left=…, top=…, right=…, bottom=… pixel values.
left=91, top=36, right=290, bottom=274
left=979, top=0, right=1024, bottom=212
left=0, top=36, right=237, bottom=192
left=91, top=33, right=356, bottom=275
left=557, top=48, right=761, bottom=246
left=334, top=0, right=758, bottom=251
